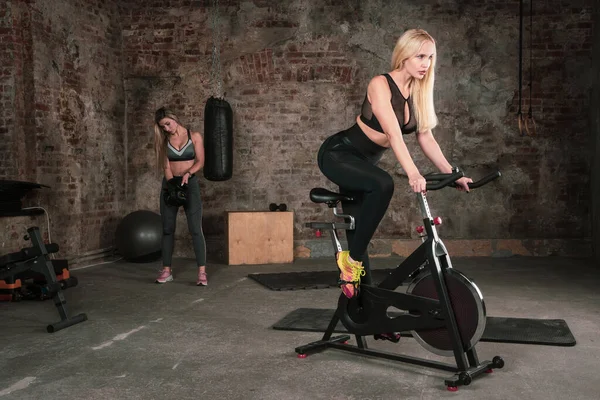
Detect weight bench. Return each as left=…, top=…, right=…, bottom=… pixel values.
left=0, top=227, right=87, bottom=333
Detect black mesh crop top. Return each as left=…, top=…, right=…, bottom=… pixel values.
left=359, top=73, right=417, bottom=135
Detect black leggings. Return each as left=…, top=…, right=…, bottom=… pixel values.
left=317, top=124, right=392, bottom=280
left=160, top=175, right=207, bottom=267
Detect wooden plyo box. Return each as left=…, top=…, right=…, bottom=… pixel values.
left=226, top=211, right=294, bottom=265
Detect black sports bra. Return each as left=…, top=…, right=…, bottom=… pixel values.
left=359, top=74, right=417, bottom=135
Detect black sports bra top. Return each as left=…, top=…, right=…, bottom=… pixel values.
left=359, top=74, right=417, bottom=135
left=167, top=129, right=195, bottom=162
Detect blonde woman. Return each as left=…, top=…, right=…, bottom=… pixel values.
left=317, top=29, right=472, bottom=299
left=153, top=107, right=208, bottom=286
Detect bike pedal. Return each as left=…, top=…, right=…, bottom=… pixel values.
left=374, top=332, right=401, bottom=343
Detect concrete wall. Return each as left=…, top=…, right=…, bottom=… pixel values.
left=0, top=0, right=126, bottom=259
left=122, top=0, right=594, bottom=260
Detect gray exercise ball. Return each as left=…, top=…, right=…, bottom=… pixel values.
left=115, top=210, right=162, bottom=262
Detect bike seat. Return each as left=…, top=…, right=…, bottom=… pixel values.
left=309, top=188, right=354, bottom=204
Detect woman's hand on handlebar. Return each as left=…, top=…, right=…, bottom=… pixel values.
left=408, top=173, right=427, bottom=193
left=455, top=176, right=473, bottom=192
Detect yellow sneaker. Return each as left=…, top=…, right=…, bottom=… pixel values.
left=336, top=251, right=365, bottom=298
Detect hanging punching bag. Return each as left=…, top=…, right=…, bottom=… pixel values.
left=203, top=96, right=233, bottom=181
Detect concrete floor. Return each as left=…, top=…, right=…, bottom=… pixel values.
left=0, top=255, right=599, bottom=400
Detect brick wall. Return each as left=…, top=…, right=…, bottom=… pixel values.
left=1, top=0, right=126, bottom=259
left=1, top=1, right=43, bottom=254
left=121, top=0, right=594, bottom=260
left=2, top=0, right=595, bottom=262
left=592, top=1, right=600, bottom=262
left=0, top=2, right=34, bottom=181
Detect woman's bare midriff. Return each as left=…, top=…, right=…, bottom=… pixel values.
left=169, top=160, right=194, bottom=177
left=356, top=116, right=392, bottom=148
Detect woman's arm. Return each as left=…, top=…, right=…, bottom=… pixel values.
left=182, top=132, right=205, bottom=184
left=164, top=155, right=174, bottom=181
left=368, top=76, right=426, bottom=192
left=417, top=129, right=472, bottom=191
left=416, top=129, right=453, bottom=173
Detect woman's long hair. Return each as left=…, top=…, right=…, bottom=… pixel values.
left=391, top=29, right=438, bottom=132
left=154, top=107, right=182, bottom=173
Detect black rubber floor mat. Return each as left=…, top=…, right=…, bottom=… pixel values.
left=272, top=308, right=576, bottom=346
left=248, top=269, right=396, bottom=291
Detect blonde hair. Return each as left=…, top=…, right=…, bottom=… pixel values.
left=153, top=107, right=183, bottom=173
left=391, top=29, right=438, bottom=132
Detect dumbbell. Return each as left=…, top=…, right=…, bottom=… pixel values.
left=269, top=203, right=288, bottom=212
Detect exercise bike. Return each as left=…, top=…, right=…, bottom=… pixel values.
left=295, top=168, right=504, bottom=390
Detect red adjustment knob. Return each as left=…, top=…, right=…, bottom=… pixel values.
left=315, top=229, right=322, bottom=238
left=433, top=217, right=442, bottom=226
left=416, top=226, right=424, bottom=234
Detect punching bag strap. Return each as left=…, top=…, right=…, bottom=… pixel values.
left=210, top=0, right=224, bottom=99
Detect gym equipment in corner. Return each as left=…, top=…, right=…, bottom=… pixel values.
left=0, top=227, right=87, bottom=333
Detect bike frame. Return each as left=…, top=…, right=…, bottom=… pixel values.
left=299, top=172, right=503, bottom=388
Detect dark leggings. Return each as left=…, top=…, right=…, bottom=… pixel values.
left=160, top=175, right=207, bottom=267
left=317, top=125, right=392, bottom=282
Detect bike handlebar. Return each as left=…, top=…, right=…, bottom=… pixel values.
left=424, top=169, right=502, bottom=191
left=425, top=169, right=464, bottom=190
left=466, top=170, right=502, bottom=189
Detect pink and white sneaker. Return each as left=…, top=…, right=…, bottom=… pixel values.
left=155, top=269, right=173, bottom=284
left=196, top=271, right=208, bottom=286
